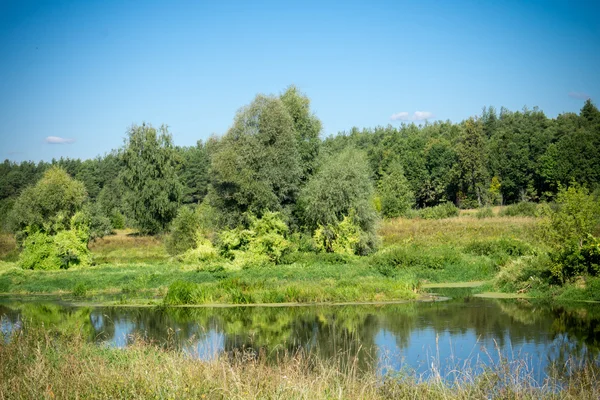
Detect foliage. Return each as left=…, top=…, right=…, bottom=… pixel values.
left=10, top=166, right=88, bottom=243
left=279, top=85, right=322, bottom=181
left=313, top=214, right=361, bottom=255
left=208, top=95, right=302, bottom=226
left=19, top=229, right=91, bottom=270
left=83, top=203, right=113, bottom=241
left=165, top=206, right=200, bottom=256
left=455, top=118, right=488, bottom=207
left=370, top=244, right=461, bottom=277
left=121, top=124, right=183, bottom=234
left=543, top=185, right=600, bottom=249
left=475, top=207, right=494, bottom=219
left=299, top=148, right=378, bottom=254
left=217, top=212, right=293, bottom=264
left=498, top=202, right=539, bottom=217
left=378, top=160, right=415, bottom=218
left=418, top=202, right=459, bottom=220
left=163, top=280, right=204, bottom=305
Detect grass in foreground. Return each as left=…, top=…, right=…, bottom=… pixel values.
left=0, top=326, right=598, bottom=399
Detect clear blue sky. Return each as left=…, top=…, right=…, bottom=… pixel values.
left=1, top=0, right=599, bottom=162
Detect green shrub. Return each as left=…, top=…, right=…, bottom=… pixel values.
left=550, top=235, right=600, bottom=283
left=370, top=245, right=461, bottom=276
left=475, top=207, right=494, bottom=219
left=499, top=202, right=539, bottom=217
left=177, top=239, right=219, bottom=263
left=378, top=161, right=415, bottom=218
left=314, top=214, right=361, bottom=255
left=10, top=166, right=88, bottom=244
left=493, top=255, right=550, bottom=293
left=166, top=206, right=200, bottom=256
left=72, top=282, right=89, bottom=297
left=84, top=203, right=113, bottom=240
left=418, top=202, right=459, bottom=220
left=164, top=280, right=204, bottom=305
left=464, top=237, right=534, bottom=267
left=19, top=230, right=91, bottom=270
left=217, top=212, right=293, bottom=264
left=542, top=185, right=600, bottom=283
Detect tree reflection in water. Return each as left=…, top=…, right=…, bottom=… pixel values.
left=1, top=295, right=599, bottom=380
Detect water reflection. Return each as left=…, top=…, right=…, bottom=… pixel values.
left=1, top=296, right=599, bottom=380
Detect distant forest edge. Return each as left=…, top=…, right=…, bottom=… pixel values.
left=1, top=86, right=599, bottom=235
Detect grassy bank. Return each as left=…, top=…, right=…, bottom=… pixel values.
left=1, top=326, right=598, bottom=399
left=0, top=215, right=546, bottom=304
left=5, top=213, right=595, bottom=305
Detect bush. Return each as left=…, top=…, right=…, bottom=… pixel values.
left=166, top=206, right=200, bottom=256
left=542, top=185, right=600, bottom=283
left=19, top=230, right=91, bottom=270
left=83, top=203, right=113, bottom=241
left=464, top=237, right=535, bottom=266
left=493, top=255, right=550, bottom=293
left=299, top=148, right=379, bottom=248
left=176, top=239, right=219, bottom=263
left=217, top=212, right=293, bottom=265
left=549, top=235, right=600, bottom=283
left=370, top=245, right=461, bottom=276
left=475, top=207, right=494, bottom=219
left=418, top=202, right=459, bottom=220
left=499, top=202, right=539, bottom=217
left=164, top=280, right=205, bottom=305
left=10, top=166, right=88, bottom=243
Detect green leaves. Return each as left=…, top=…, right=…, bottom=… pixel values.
left=11, top=166, right=88, bottom=242
left=121, top=124, right=183, bottom=234
left=378, top=161, right=414, bottom=218
left=209, top=95, right=302, bottom=225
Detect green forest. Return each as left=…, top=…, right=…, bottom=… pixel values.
left=1, top=86, right=599, bottom=303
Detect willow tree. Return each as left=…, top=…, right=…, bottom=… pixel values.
left=280, top=85, right=322, bottom=181
left=208, top=95, right=302, bottom=226
left=121, top=123, right=182, bottom=234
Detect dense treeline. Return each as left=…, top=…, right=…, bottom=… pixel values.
left=1, top=88, right=599, bottom=253
left=323, top=101, right=600, bottom=208
left=2, top=98, right=598, bottom=220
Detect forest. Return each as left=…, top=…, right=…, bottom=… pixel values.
left=0, top=86, right=599, bottom=302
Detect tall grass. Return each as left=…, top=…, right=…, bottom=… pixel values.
left=1, top=325, right=598, bottom=399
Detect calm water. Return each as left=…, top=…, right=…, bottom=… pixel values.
left=1, top=291, right=599, bottom=381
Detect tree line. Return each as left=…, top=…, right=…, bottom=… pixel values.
left=1, top=87, right=599, bottom=252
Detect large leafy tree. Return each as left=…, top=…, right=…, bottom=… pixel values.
left=455, top=118, right=488, bottom=207
left=177, top=140, right=211, bottom=205
left=378, top=160, right=414, bottom=218
left=10, top=166, right=88, bottom=242
left=299, top=147, right=378, bottom=253
left=121, top=123, right=183, bottom=234
left=208, top=95, right=302, bottom=226
left=279, top=85, right=322, bottom=181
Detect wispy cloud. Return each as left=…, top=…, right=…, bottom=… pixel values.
left=390, top=111, right=434, bottom=121
left=568, top=92, right=590, bottom=100
left=45, top=136, right=75, bottom=144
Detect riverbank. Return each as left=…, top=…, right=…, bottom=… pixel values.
left=1, top=325, right=598, bottom=399
left=0, top=214, right=597, bottom=305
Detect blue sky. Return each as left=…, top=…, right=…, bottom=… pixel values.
left=1, top=0, right=599, bottom=162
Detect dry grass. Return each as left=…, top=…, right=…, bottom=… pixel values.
left=89, top=229, right=169, bottom=264
left=1, top=326, right=598, bottom=399
left=0, top=233, right=17, bottom=261
left=379, top=215, right=541, bottom=247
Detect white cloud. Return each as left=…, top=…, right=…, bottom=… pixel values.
left=568, top=92, right=590, bottom=100
left=413, top=111, right=434, bottom=121
left=45, top=136, right=75, bottom=144
left=390, top=112, right=410, bottom=121
left=390, top=111, right=434, bottom=121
